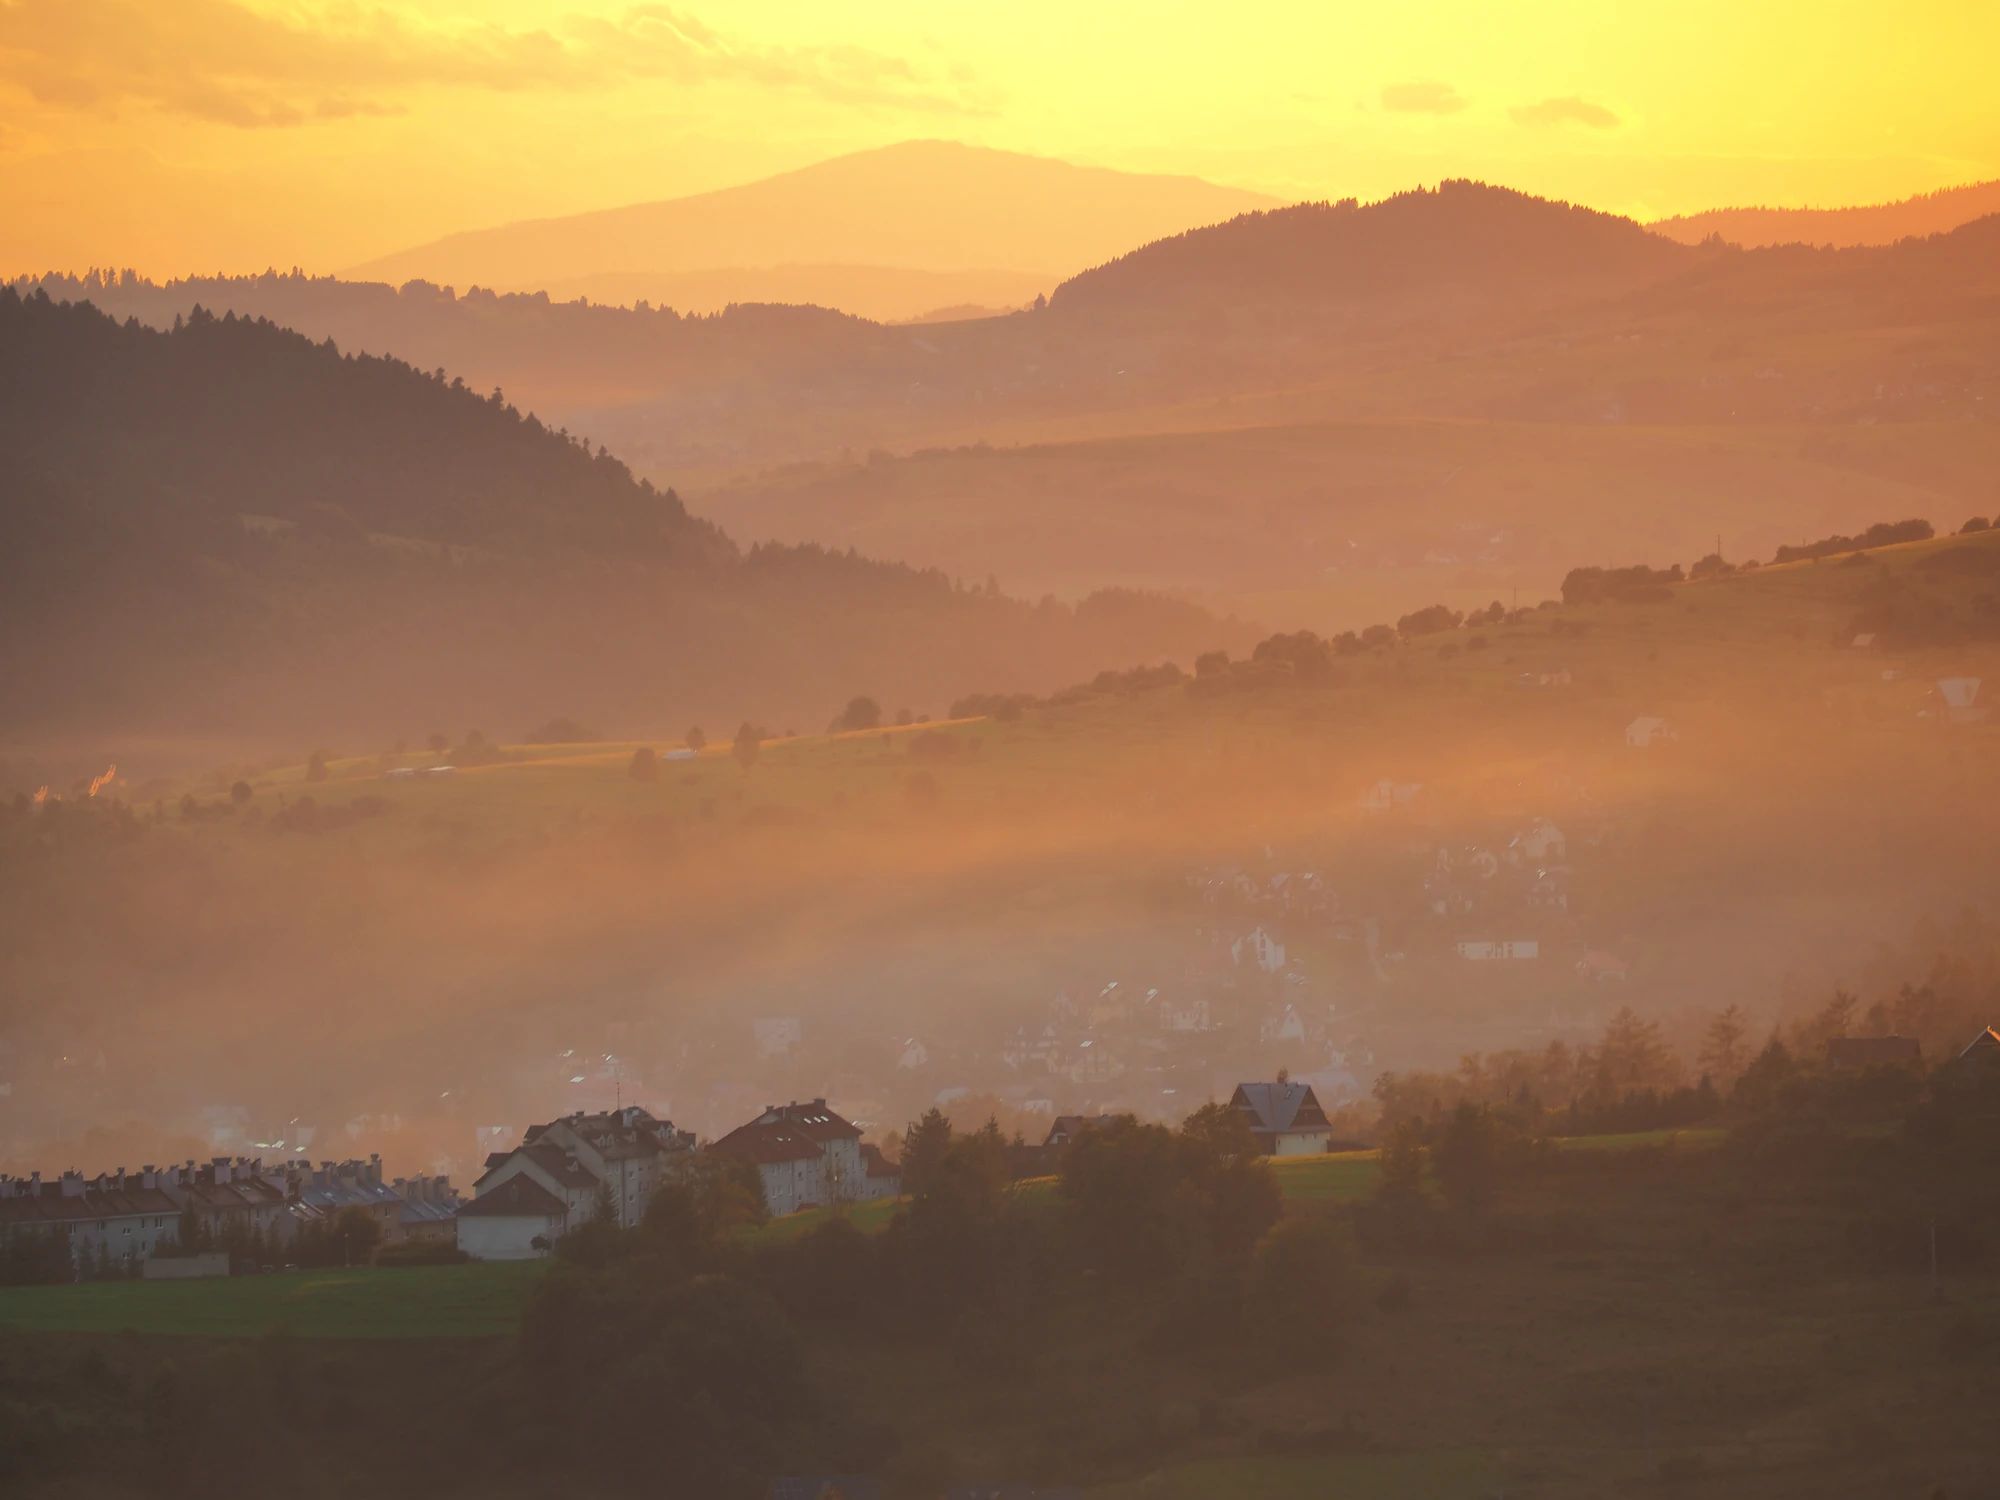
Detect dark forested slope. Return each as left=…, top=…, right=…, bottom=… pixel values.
left=0, top=289, right=1243, bottom=752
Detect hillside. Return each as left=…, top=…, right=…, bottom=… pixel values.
left=347, top=140, right=1280, bottom=307
left=0, top=287, right=1245, bottom=750
left=1652, top=178, right=2000, bottom=248
left=9, top=520, right=2000, bottom=1173
left=16, top=194, right=1996, bottom=642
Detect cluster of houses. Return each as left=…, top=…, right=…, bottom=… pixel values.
left=0, top=1155, right=458, bottom=1274
left=0, top=1076, right=1351, bottom=1277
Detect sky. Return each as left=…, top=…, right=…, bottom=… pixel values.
left=2, top=0, right=1997, bottom=276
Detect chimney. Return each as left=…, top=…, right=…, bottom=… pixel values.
left=113, top=1168, right=126, bottom=1191
left=141, top=1167, right=157, bottom=1190
left=212, top=1158, right=231, bottom=1186
left=60, top=1170, right=85, bottom=1198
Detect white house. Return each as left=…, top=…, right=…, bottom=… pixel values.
left=1457, top=939, right=1539, bottom=960
left=1229, top=1081, right=1332, bottom=1156
left=1938, top=677, right=1986, bottom=724
left=1626, top=716, right=1675, bottom=748
left=520, top=1107, right=696, bottom=1229
left=456, top=1174, right=567, bottom=1260
left=1360, top=779, right=1423, bottom=814
left=1507, top=819, right=1566, bottom=866
left=473, top=1142, right=605, bottom=1233
left=1231, top=927, right=1286, bottom=973
left=708, top=1099, right=877, bottom=1216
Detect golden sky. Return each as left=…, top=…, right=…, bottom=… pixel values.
left=2, top=0, right=1996, bottom=275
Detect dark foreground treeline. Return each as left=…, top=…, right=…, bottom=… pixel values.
left=8, top=1054, right=2000, bottom=1499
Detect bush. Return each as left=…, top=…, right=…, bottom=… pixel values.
left=1561, top=563, right=1684, bottom=605
left=628, top=746, right=659, bottom=781
left=1396, top=604, right=1462, bottom=638
left=829, top=696, right=882, bottom=733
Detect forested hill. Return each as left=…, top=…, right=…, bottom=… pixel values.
left=0, top=290, right=725, bottom=560
left=1049, top=180, right=1695, bottom=314
left=0, top=288, right=1246, bottom=751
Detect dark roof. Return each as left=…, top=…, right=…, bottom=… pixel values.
left=1960, top=1026, right=2000, bottom=1060
left=399, top=1197, right=459, bottom=1226
left=460, top=1176, right=566, bottom=1220
left=768, top=1479, right=883, bottom=1500
left=858, top=1143, right=899, bottom=1180
left=474, top=1143, right=601, bottom=1194
left=0, top=1183, right=180, bottom=1228
left=709, top=1121, right=823, bottom=1166
left=756, top=1100, right=862, bottom=1142
left=1230, top=1082, right=1330, bottom=1135
left=1825, top=1036, right=1922, bottom=1070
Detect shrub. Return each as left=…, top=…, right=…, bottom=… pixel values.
left=628, top=747, right=659, bottom=781
left=1248, top=1216, right=1359, bottom=1345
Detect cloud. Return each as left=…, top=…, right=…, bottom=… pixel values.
left=1510, top=95, right=1617, bottom=129
left=0, top=0, right=977, bottom=128
left=1380, top=81, right=1467, bottom=116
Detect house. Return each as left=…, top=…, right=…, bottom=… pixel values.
left=1626, top=716, right=1675, bottom=748
left=159, top=1158, right=291, bottom=1243
left=1507, top=819, right=1566, bottom=866
left=1230, top=1081, right=1332, bottom=1156
left=1260, top=1004, right=1308, bottom=1043
left=1937, top=677, right=1987, bottom=724
left=474, top=1142, right=605, bottom=1233
left=1825, top=1036, right=1921, bottom=1072
left=457, top=1174, right=568, bottom=1260
left=393, top=1174, right=460, bottom=1242
left=0, top=1169, right=183, bottom=1272
left=768, top=1479, right=883, bottom=1500
left=522, top=1107, right=695, bottom=1228
left=857, top=1143, right=901, bottom=1199
left=709, top=1099, right=868, bottom=1215
left=1575, top=951, right=1628, bottom=981
left=896, top=1038, right=930, bottom=1070
left=1457, top=939, right=1539, bottom=960
left=1231, top=927, right=1285, bottom=973
left=1957, top=1027, right=2000, bottom=1064
left=282, top=1156, right=404, bottom=1243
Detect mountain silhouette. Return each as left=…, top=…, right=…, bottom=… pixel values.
left=347, top=140, right=1281, bottom=308
left=1651, top=179, right=2000, bottom=249
left=1052, top=180, right=1691, bottom=315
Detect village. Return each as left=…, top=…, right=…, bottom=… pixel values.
left=0, top=1078, right=1344, bottom=1275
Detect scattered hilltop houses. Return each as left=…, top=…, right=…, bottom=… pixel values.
left=1230, top=1080, right=1332, bottom=1156
left=1626, top=716, right=1676, bottom=748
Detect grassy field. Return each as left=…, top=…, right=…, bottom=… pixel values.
left=0, top=1259, right=541, bottom=1338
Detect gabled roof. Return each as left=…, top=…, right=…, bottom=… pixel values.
left=858, top=1142, right=899, bottom=1180
left=1959, top=1026, right=2000, bottom=1059
left=756, top=1100, right=862, bottom=1142
left=0, top=1183, right=180, bottom=1228
left=1231, top=1081, right=1330, bottom=1134
left=459, top=1176, right=565, bottom=1220
left=709, top=1120, right=823, bottom=1166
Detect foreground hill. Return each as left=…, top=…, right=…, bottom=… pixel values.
left=347, top=140, right=1280, bottom=312
left=1651, top=177, right=2000, bottom=248
left=0, top=288, right=1243, bottom=750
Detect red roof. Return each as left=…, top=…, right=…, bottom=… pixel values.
left=709, top=1121, right=822, bottom=1166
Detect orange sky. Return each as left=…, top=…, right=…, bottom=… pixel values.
left=2, top=0, right=1996, bottom=276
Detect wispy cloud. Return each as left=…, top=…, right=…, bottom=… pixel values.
left=1380, top=81, right=1466, bottom=116
left=0, top=0, right=978, bottom=128
left=1510, top=95, right=1617, bottom=129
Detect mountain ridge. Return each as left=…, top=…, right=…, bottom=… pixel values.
left=346, top=140, right=1282, bottom=299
